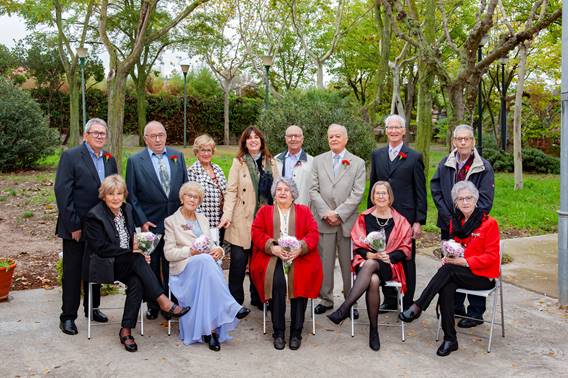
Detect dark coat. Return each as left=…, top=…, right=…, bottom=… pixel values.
left=430, top=149, right=494, bottom=231
left=54, top=143, right=118, bottom=240
left=367, top=144, right=427, bottom=225
left=125, top=147, right=188, bottom=233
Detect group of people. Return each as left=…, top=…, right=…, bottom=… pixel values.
left=54, top=113, right=499, bottom=357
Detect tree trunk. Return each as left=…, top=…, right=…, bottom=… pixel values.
left=446, top=83, right=466, bottom=145
left=136, top=74, right=148, bottom=146
left=371, top=0, right=391, bottom=120
left=513, top=43, right=528, bottom=190
left=68, top=74, right=81, bottom=147
left=316, top=61, right=324, bottom=88
left=223, top=78, right=231, bottom=146
left=106, top=71, right=127, bottom=173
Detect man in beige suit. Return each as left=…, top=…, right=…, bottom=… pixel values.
left=310, top=124, right=366, bottom=316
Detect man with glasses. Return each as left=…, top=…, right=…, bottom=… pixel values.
left=368, top=114, right=427, bottom=310
left=274, top=125, right=313, bottom=205
left=430, top=124, right=494, bottom=328
left=55, top=118, right=118, bottom=335
left=126, top=121, right=188, bottom=320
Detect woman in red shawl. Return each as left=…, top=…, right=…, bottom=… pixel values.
left=327, top=181, right=412, bottom=351
left=250, top=177, right=322, bottom=351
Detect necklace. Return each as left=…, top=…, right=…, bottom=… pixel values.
left=375, top=216, right=390, bottom=228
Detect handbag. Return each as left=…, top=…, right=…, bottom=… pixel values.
left=89, top=254, right=115, bottom=284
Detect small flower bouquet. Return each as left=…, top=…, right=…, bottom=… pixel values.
left=135, top=232, right=162, bottom=256
left=365, top=230, right=386, bottom=252
left=192, top=234, right=212, bottom=254
left=442, top=239, right=465, bottom=258
left=278, top=235, right=300, bottom=274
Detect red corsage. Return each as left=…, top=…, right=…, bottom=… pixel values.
left=464, top=165, right=471, bottom=173
left=398, top=151, right=407, bottom=160
left=170, top=155, right=179, bottom=163
left=341, top=159, right=350, bottom=167
left=103, top=152, right=113, bottom=161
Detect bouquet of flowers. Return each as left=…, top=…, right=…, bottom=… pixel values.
left=278, top=235, right=300, bottom=274
left=135, top=232, right=162, bottom=256
left=192, top=235, right=212, bottom=254
left=365, top=230, right=386, bottom=252
left=442, top=239, right=465, bottom=258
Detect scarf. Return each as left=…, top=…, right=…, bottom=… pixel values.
left=450, top=207, right=484, bottom=239
left=244, top=153, right=262, bottom=216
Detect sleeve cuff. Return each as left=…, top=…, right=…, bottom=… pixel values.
left=264, top=238, right=277, bottom=255
left=299, top=240, right=309, bottom=255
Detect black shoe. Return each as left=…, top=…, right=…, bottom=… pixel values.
left=314, top=304, right=333, bottom=315
left=146, top=308, right=159, bottom=320
left=399, top=304, right=422, bottom=323
left=164, top=304, right=191, bottom=319
left=208, top=333, right=221, bottom=352
left=273, top=336, right=285, bottom=350
left=161, top=310, right=173, bottom=321
left=289, top=335, right=302, bottom=350
left=351, top=309, right=359, bottom=320
left=369, top=328, right=380, bottom=351
left=457, top=317, right=484, bottom=328
left=60, top=320, right=78, bottom=335
left=236, top=307, right=251, bottom=319
left=327, top=308, right=349, bottom=325
left=119, top=329, right=138, bottom=352
left=436, top=340, right=459, bottom=356
left=86, top=309, right=108, bottom=323
left=378, top=302, right=398, bottom=314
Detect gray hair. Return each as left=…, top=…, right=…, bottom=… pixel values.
left=451, top=181, right=479, bottom=206
left=143, top=120, right=166, bottom=135
left=271, top=177, right=299, bottom=202
left=453, top=124, right=475, bottom=139
left=328, top=123, right=348, bottom=137
left=84, top=118, right=108, bottom=134
left=384, top=114, right=406, bottom=129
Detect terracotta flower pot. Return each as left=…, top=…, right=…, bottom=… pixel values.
left=0, top=258, right=16, bottom=301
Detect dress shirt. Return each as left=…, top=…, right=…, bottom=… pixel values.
left=85, top=142, right=105, bottom=182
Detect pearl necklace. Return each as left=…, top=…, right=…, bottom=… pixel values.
left=375, top=216, right=390, bottom=228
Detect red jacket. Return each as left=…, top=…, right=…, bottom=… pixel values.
left=250, top=204, right=323, bottom=303
left=451, top=215, right=501, bottom=278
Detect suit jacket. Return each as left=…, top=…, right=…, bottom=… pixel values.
left=309, top=150, right=366, bottom=237
left=368, top=144, right=427, bottom=225
left=54, top=143, right=118, bottom=240
left=125, top=147, right=188, bottom=234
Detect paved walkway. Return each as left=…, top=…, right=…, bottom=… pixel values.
left=1, top=236, right=567, bottom=377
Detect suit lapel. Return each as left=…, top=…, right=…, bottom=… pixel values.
left=140, top=151, right=168, bottom=198
left=80, top=144, right=102, bottom=185
left=322, top=151, right=335, bottom=183
left=334, top=151, right=351, bottom=183
left=167, top=151, right=178, bottom=198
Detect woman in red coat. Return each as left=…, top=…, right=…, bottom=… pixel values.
left=251, top=177, right=322, bottom=351
left=399, top=181, right=501, bottom=357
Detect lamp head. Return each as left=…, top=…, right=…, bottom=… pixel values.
left=77, top=47, right=88, bottom=59
left=262, top=55, right=273, bottom=67
left=180, top=64, right=190, bottom=74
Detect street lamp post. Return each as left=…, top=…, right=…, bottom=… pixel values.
left=477, top=36, right=488, bottom=156
left=181, top=64, right=190, bottom=148
left=500, top=56, right=509, bottom=151
left=262, top=55, right=273, bottom=110
left=77, top=47, right=88, bottom=128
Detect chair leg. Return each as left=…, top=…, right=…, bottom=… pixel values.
left=311, top=299, right=316, bottom=335
left=167, top=288, right=172, bottom=336
left=87, top=282, right=92, bottom=340
left=140, top=301, right=144, bottom=336
left=487, top=290, right=498, bottom=353
left=350, top=306, right=355, bottom=337
left=263, top=302, right=267, bottom=335
left=435, top=307, right=442, bottom=342
left=399, top=289, right=405, bottom=342
left=499, top=281, right=505, bottom=338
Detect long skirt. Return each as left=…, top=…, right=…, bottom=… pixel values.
left=169, top=254, right=241, bottom=345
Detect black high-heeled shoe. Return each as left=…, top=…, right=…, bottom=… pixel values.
left=369, top=328, right=380, bottom=351
left=164, top=303, right=190, bottom=319
left=208, top=332, right=221, bottom=352
left=327, top=307, right=349, bottom=325
left=398, top=304, right=422, bottom=323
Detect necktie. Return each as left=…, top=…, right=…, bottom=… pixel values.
left=333, top=154, right=340, bottom=177
left=390, top=149, right=398, bottom=162
left=158, top=155, right=170, bottom=195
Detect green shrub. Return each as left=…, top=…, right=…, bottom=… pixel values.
left=257, top=89, right=375, bottom=162
left=0, top=78, right=58, bottom=171
left=483, top=145, right=560, bottom=174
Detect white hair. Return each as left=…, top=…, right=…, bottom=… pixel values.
left=328, top=123, right=348, bottom=137
left=453, top=124, right=475, bottom=139
left=143, top=121, right=166, bottom=136
left=384, top=114, right=406, bottom=129
left=451, top=181, right=479, bottom=205
left=84, top=118, right=108, bottom=134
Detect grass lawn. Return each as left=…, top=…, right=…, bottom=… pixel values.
left=3, top=143, right=560, bottom=236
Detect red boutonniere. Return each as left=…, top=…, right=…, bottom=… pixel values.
left=464, top=165, right=471, bottom=173
left=170, top=155, right=179, bottom=163
left=341, top=159, right=350, bottom=167
left=398, top=151, right=407, bottom=160
left=103, top=152, right=113, bottom=162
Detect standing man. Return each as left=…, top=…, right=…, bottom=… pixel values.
left=368, top=114, right=427, bottom=310
left=55, top=118, right=117, bottom=335
left=310, top=124, right=366, bottom=315
left=430, top=124, right=494, bottom=328
left=274, top=125, right=313, bottom=205
left=126, top=121, right=188, bottom=320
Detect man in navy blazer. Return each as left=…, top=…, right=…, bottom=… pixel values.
left=126, top=121, right=188, bottom=319
left=55, top=118, right=118, bottom=335
left=368, top=114, right=427, bottom=309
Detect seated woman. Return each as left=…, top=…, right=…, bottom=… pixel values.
left=250, top=177, right=322, bottom=351
left=327, top=181, right=412, bottom=351
left=399, top=181, right=500, bottom=357
left=84, top=175, right=189, bottom=353
left=164, top=182, right=241, bottom=352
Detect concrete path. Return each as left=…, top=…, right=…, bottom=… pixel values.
left=1, top=239, right=567, bottom=377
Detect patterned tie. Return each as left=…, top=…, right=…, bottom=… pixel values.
left=158, top=155, right=170, bottom=195
left=390, top=149, right=398, bottom=162
left=333, top=154, right=340, bottom=177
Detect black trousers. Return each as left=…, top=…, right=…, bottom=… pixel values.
left=60, top=239, right=100, bottom=322
left=382, top=239, right=416, bottom=309
left=147, top=238, right=176, bottom=311
left=271, top=259, right=308, bottom=339
left=114, top=253, right=164, bottom=328
left=415, top=264, right=495, bottom=342
left=440, top=229, right=487, bottom=318
left=228, top=244, right=260, bottom=305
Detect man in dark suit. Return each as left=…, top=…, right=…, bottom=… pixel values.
left=368, top=114, right=427, bottom=310
left=55, top=118, right=118, bottom=335
left=126, top=121, right=188, bottom=319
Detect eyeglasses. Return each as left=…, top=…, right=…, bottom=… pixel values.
left=87, top=131, right=107, bottom=138
left=183, top=193, right=200, bottom=200
left=198, top=149, right=213, bottom=154
left=146, top=133, right=166, bottom=140
left=454, top=137, right=473, bottom=142
left=385, top=126, right=404, bottom=130
left=374, top=191, right=389, bottom=197
left=456, top=196, right=475, bottom=203
left=285, top=134, right=302, bottom=139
